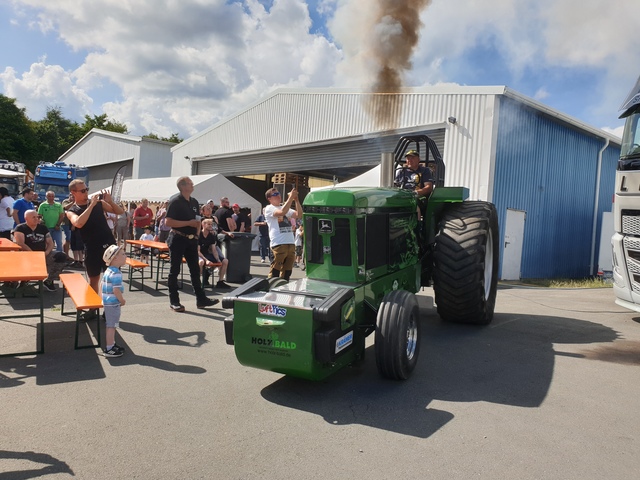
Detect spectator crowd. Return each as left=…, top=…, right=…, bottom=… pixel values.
left=1, top=179, right=307, bottom=358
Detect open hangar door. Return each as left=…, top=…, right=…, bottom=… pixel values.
left=87, top=159, right=133, bottom=191
left=194, top=129, right=446, bottom=203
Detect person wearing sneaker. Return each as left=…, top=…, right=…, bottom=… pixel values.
left=264, top=187, right=302, bottom=281
left=165, top=176, right=219, bottom=312
left=101, top=245, right=127, bottom=358
left=198, top=218, right=230, bottom=289
left=13, top=209, right=66, bottom=292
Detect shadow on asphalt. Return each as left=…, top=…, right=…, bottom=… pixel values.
left=260, top=309, right=620, bottom=439
left=0, top=320, right=207, bottom=388
left=119, top=321, right=209, bottom=347
left=0, top=449, right=74, bottom=479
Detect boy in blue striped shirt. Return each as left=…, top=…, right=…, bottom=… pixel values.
left=101, top=245, right=127, bottom=358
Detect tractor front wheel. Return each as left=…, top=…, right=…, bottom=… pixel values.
left=375, top=290, right=421, bottom=380
left=433, top=201, right=499, bottom=325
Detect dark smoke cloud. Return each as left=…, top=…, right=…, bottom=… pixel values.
left=364, top=0, right=432, bottom=130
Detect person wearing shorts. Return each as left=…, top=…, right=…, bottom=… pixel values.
left=101, top=245, right=127, bottom=358
left=66, top=179, right=124, bottom=294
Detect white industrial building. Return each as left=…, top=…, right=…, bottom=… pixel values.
left=171, top=86, right=621, bottom=280
left=59, top=129, right=174, bottom=191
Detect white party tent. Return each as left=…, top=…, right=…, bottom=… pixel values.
left=96, top=174, right=262, bottom=238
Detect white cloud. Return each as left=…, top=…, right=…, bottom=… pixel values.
left=602, top=126, right=623, bottom=139
left=534, top=87, right=549, bottom=101
left=2, top=0, right=639, bottom=137
left=2, top=0, right=341, bottom=137
left=0, top=61, right=93, bottom=119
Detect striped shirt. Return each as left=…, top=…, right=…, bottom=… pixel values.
left=101, top=266, right=123, bottom=306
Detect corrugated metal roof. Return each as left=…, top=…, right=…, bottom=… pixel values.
left=61, top=128, right=175, bottom=162
left=173, top=86, right=620, bottom=162
left=195, top=129, right=447, bottom=177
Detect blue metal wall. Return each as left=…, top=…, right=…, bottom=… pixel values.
left=493, top=97, right=620, bottom=279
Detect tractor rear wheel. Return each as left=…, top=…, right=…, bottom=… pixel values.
left=433, top=201, right=499, bottom=325
left=375, top=290, right=421, bottom=380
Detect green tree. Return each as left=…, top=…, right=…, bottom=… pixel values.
left=32, top=107, right=83, bottom=163
left=80, top=114, right=128, bottom=135
left=0, top=94, right=39, bottom=169
left=143, top=132, right=183, bottom=144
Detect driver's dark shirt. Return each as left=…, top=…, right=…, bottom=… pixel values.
left=394, top=165, right=434, bottom=191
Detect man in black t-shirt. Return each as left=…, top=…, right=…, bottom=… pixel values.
left=66, top=179, right=123, bottom=293
left=165, top=176, right=218, bottom=312
left=394, top=150, right=434, bottom=217
left=214, top=197, right=237, bottom=234
left=13, top=210, right=65, bottom=291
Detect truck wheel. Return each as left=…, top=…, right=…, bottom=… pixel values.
left=375, top=290, right=421, bottom=380
left=433, top=201, right=499, bottom=325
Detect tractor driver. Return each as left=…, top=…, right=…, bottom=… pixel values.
left=394, top=149, right=434, bottom=216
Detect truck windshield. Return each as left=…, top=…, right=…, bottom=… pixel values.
left=34, top=183, right=70, bottom=199
left=0, top=178, right=19, bottom=197
left=621, top=111, right=640, bottom=159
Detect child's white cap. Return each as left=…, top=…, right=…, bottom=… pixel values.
left=103, top=244, right=123, bottom=266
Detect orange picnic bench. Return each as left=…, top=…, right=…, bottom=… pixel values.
left=59, top=273, right=103, bottom=350
left=124, top=257, right=149, bottom=291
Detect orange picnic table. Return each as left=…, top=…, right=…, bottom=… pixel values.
left=0, top=251, right=48, bottom=356
left=126, top=239, right=172, bottom=290
left=0, top=237, right=21, bottom=251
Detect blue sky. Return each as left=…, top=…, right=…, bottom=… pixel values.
left=1, top=0, right=637, bottom=139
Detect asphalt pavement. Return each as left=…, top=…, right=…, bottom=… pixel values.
left=1, top=256, right=639, bottom=479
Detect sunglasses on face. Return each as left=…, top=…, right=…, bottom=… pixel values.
left=270, top=192, right=281, bottom=197
left=75, top=188, right=89, bottom=194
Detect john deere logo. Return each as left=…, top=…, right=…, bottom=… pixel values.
left=319, top=219, right=333, bottom=234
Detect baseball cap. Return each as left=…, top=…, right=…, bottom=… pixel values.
left=207, top=199, right=214, bottom=204
left=232, top=203, right=240, bottom=208
left=103, top=245, right=123, bottom=266
left=405, top=150, right=419, bottom=157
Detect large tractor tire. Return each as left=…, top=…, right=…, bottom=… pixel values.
left=375, top=290, right=421, bottom=380
left=433, top=201, right=499, bottom=325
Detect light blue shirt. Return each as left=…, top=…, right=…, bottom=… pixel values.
left=101, top=266, right=123, bottom=305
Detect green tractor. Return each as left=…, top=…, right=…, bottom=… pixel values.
left=223, top=135, right=499, bottom=381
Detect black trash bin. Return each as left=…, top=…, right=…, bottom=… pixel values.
left=221, top=232, right=257, bottom=283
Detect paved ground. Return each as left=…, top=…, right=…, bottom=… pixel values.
left=1, top=257, right=639, bottom=479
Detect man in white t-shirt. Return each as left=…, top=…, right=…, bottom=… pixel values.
left=264, top=187, right=301, bottom=281
left=0, top=187, right=14, bottom=239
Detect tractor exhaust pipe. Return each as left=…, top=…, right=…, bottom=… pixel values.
left=380, top=153, right=394, bottom=188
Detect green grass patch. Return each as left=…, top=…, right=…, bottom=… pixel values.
left=512, top=278, right=612, bottom=288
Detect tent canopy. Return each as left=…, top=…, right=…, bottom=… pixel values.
left=96, top=174, right=263, bottom=238
left=311, top=165, right=381, bottom=191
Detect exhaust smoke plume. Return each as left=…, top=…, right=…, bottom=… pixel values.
left=332, top=0, right=432, bottom=130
